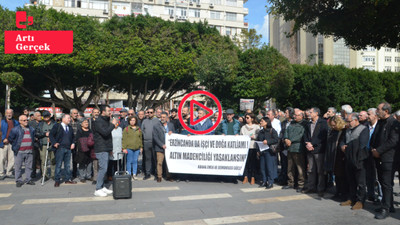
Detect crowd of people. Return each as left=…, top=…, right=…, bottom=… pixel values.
left=0, top=102, right=399, bottom=220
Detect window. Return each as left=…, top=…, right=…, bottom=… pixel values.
left=132, top=3, right=142, bottom=13
left=362, top=56, right=375, bottom=62
left=189, top=9, right=200, bottom=18
left=225, top=27, right=237, bottom=36
left=176, top=7, right=187, bottom=16
left=165, top=6, right=174, bottom=16
left=64, top=0, right=75, bottom=7
left=363, top=66, right=375, bottom=71
left=385, top=48, right=392, bottom=52
left=385, top=56, right=392, bottom=62
left=210, top=11, right=221, bottom=20
left=363, top=47, right=375, bottom=52
left=385, top=66, right=392, bottom=71
left=226, top=12, right=236, bottom=21
left=226, top=0, right=236, bottom=6
left=395, top=57, right=400, bottom=62
left=210, top=0, right=221, bottom=5
left=395, top=67, right=400, bottom=72
left=39, top=0, right=52, bottom=5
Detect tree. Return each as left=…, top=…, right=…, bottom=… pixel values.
left=0, top=71, right=23, bottom=109
left=268, top=0, right=400, bottom=49
left=233, top=46, right=294, bottom=110
left=233, top=28, right=263, bottom=50
left=103, top=16, right=218, bottom=110
left=379, top=71, right=400, bottom=110
left=282, top=64, right=386, bottom=112
left=0, top=6, right=111, bottom=111
left=196, top=34, right=240, bottom=109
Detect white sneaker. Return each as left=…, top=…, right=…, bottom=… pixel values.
left=94, top=189, right=107, bottom=197
left=132, top=175, right=137, bottom=180
left=101, top=187, right=113, bottom=194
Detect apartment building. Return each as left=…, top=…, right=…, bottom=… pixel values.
left=32, top=0, right=248, bottom=39
left=269, top=15, right=400, bottom=72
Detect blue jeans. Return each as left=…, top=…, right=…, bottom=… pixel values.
left=95, top=152, right=109, bottom=190
left=260, top=150, right=278, bottom=184
left=55, top=148, right=72, bottom=182
left=127, top=149, right=140, bottom=175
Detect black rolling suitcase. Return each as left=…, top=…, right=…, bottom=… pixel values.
left=113, top=152, right=132, bottom=199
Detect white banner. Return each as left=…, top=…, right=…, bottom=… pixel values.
left=165, top=134, right=250, bottom=176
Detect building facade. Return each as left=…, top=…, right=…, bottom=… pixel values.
left=269, top=14, right=400, bottom=72
left=33, top=0, right=248, bottom=39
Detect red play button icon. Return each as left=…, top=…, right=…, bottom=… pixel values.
left=178, top=90, right=223, bottom=135
left=190, top=100, right=214, bottom=126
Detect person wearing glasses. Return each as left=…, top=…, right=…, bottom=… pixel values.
left=240, top=113, right=260, bottom=185
left=8, top=115, right=36, bottom=187
left=141, top=108, right=159, bottom=180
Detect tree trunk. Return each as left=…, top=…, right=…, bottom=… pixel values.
left=127, top=81, right=133, bottom=108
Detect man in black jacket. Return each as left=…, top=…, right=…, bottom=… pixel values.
left=339, top=113, right=369, bottom=210
left=153, top=112, right=175, bottom=182
left=277, top=107, right=294, bottom=185
left=302, top=107, right=328, bottom=196
left=371, top=102, right=400, bottom=219
left=93, top=105, right=118, bottom=197
left=49, top=114, right=76, bottom=187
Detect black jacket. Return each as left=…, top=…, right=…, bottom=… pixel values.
left=340, top=125, right=369, bottom=169
left=304, top=117, right=328, bottom=154
left=279, top=119, right=291, bottom=150
left=152, top=121, right=176, bottom=153
left=370, top=116, right=399, bottom=163
left=49, top=123, right=74, bottom=150
left=324, top=129, right=345, bottom=172
left=93, top=116, right=115, bottom=153
left=256, top=127, right=279, bottom=151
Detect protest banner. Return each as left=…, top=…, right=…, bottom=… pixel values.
left=165, top=134, right=250, bottom=176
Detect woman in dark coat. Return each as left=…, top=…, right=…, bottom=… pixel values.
left=324, top=115, right=347, bottom=201
left=257, top=117, right=279, bottom=189
left=75, top=119, right=94, bottom=183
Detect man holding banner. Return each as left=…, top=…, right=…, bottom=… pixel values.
left=153, top=112, right=175, bottom=182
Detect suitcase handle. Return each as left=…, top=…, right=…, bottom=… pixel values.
left=116, top=152, right=128, bottom=175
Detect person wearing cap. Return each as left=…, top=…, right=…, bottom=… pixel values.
left=220, top=109, right=240, bottom=135
left=119, top=108, right=129, bottom=129
left=35, top=110, right=56, bottom=180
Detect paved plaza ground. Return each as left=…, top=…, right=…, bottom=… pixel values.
left=0, top=173, right=400, bottom=225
